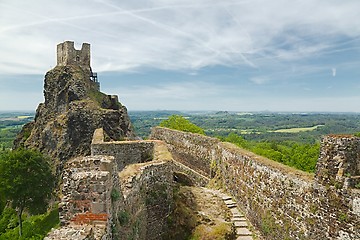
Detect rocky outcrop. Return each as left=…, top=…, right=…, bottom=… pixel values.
left=14, top=65, right=135, bottom=170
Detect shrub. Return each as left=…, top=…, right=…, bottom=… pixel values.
left=159, top=115, right=205, bottom=135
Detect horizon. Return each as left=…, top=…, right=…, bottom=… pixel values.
left=1, top=0, right=360, bottom=112
left=2, top=109, right=360, bottom=115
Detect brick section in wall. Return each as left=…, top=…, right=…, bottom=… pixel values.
left=71, top=213, right=108, bottom=224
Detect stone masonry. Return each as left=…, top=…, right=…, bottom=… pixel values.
left=151, top=127, right=360, bottom=240
left=46, top=125, right=360, bottom=239
left=57, top=41, right=91, bottom=71
left=46, top=129, right=174, bottom=240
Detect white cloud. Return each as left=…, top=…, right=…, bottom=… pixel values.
left=1, top=0, right=360, bottom=112
left=1, top=0, right=360, bottom=75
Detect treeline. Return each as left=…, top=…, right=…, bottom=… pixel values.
left=219, top=133, right=320, bottom=173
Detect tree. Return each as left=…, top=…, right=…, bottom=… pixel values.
left=160, top=115, right=205, bottom=135
left=0, top=149, right=55, bottom=237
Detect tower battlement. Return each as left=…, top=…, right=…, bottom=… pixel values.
left=57, top=41, right=90, bottom=69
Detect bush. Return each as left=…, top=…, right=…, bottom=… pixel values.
left=160, top=115, right=205, bottom=135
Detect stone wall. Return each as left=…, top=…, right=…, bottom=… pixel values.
left=151, top=127, right=360, bottom=240
left=150, top=127, right=219, bottom=177
left=117, top=159, right=173, bottom=240
left=46, top=155, right=116, bottom=240
left=316, top=135, right=360, bottom=188
left=92, top=128, right=154, bottom=171
left=47, top=129, right=175, bottom=240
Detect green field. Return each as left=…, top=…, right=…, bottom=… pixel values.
left=271, top=125, right=324, bottom=133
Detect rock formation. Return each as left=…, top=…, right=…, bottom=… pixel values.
left=14, top=41, right=135, bottom=170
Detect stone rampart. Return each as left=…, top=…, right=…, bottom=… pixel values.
left=47, top=129, right=175, bottom=240
left=150, top=127, right=360, bottom=240
left=150, top=127, right=219, bottom=177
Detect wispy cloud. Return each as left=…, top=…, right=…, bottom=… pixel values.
left=250, top=76, right=270, bottom=85
left=1, top=0, right=360, bottom=112
left=1, top=0, right=360, bottom=75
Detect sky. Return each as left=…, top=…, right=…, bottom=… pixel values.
left=1, top=0, right=360, bottom=112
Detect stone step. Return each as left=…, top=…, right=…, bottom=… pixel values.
left=227, top=204, right=237, bottom=208
left=236, top=236, right=254, bottom=240
left=221, top=195, right=232, bottom=201
left=230, top=208, right=245, bottom=217
left=224, top=199, right=237, bottom=205
left=236, top=227, right=252, bottom=236
left=234, top=221, right=248, bottom=227
left=231, top=217, right=247, bottom=222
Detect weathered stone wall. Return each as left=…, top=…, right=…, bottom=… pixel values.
left=91, top=128, right=155, bottom=170
left=47, top=130, right=175, bottom=240
left=151, top=127, right=360, bottom=240
left=150, top=127, right=219, bottom=177
left=46, top=155, right=117, bottom=240
left=316, top=135, right=360, bottom=188
left=117, top=159, right=173, bottom=240
left=172, top=160, right=210, bottom=187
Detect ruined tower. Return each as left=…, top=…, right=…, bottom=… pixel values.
left=57, top=41, right=90, bottom=69
left=56, top=41, right=99, bottom=90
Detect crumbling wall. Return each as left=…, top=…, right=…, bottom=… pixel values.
left=46, top=155, right=117, bottom=240
left=92, top=128, right=154, bottom=171
left=117, top=159, right=173, bottom=240
left=47, top=130, right=175, bottom=240
left=151, top=127, right=360, bottom=240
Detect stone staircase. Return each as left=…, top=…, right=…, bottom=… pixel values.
left=206, top=188, right=255, bottom=240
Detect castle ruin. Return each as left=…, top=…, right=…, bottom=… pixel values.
left=57, top=41, right=99, bottom=90
left=35, top=42, right=360, bottom=240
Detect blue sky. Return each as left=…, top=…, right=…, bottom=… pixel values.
left=1, top=0, right=360, bottom=112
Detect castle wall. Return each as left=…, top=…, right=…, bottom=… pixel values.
left=47, top=129, right=175, bottom=240
left=91, top=128, right=155, bottom=170
left=151, top=127, right=360, bottom=240
left=117, top=159, right=173, bottom=240
left=46, top=155, right=117, bottom=240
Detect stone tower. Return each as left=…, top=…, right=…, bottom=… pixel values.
left=56, top=41, right=99, bottom=90
left=57, top=41, right=91, bottom=71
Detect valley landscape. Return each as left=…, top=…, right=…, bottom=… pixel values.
left=1, top=1, right=360, bottom=239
